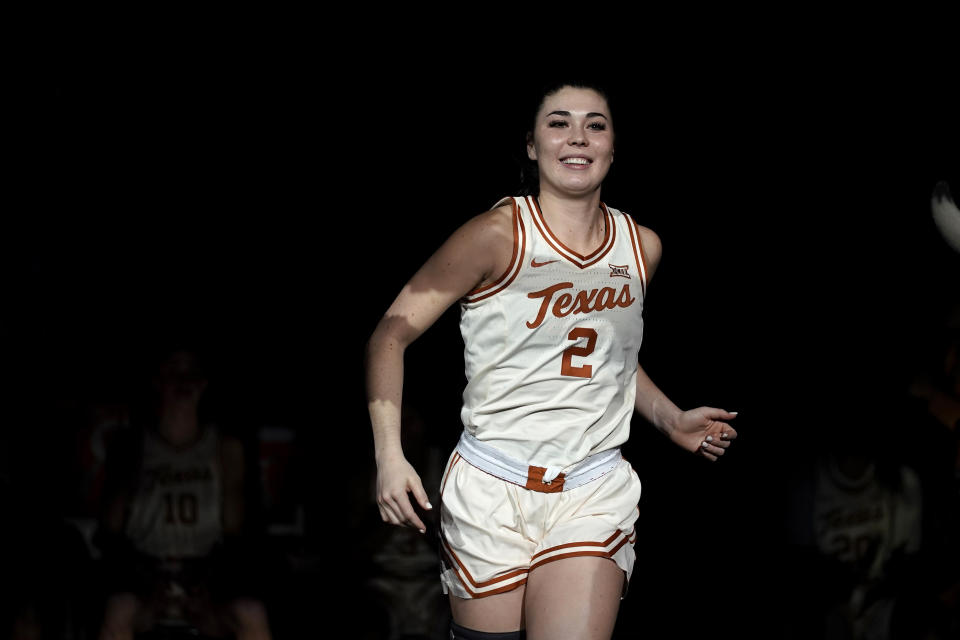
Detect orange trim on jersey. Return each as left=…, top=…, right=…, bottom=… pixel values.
left=527, top=196, right=616, bottom=269
left=529, top=530, right=624, bottom=562
left=632, top=217, right=649, bottom=289
left=466, top=198, right=518, bottom=297
left=464, top=198, right=527, bottom=303
left=624, top=214, right=647, bottom=298
left=440, top=453, right=461, bottom=497
left=530, top=196, right=613, bottom=261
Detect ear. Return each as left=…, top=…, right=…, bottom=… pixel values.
left=526, top=132, right=537, bottom=161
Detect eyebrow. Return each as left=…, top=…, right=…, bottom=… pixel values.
left=546, top=110, right=608, bottom=120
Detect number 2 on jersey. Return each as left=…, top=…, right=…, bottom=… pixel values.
left=561, top=327, right=597, bottom=378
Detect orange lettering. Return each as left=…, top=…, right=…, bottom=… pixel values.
left=596, top=287, right=615, bottom=310
left=527, top=282, right=573, bottom=329
left=527, top=283, right=636, bottom=329
left=553, top=293, right=574, bottom=317
left=572, top=289, right=598, bottom=315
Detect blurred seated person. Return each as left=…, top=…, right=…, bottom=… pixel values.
left=785, top=397, right=953, bottom=640
left=96, top=348, right=272, bottom=640
left=812, top=428, right=923, bottom=639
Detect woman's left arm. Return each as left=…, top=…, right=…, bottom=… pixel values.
left=633, top=366, right=737, bottom=461
left=632, top=223, right=738, bottom=461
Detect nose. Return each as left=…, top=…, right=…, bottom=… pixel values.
left=567, top=128, right=587, bottom=147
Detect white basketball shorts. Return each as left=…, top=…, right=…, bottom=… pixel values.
left=438, top=443, right=641, bottom=600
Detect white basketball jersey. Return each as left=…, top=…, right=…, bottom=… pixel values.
left=459, top=195, right=648, bottom=471
left=812, top=456, right=922, bottom=581
left=124, top=426, right=224, bottom=558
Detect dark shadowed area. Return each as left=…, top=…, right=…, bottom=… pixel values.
left=4, top=28, right=958, bottom=639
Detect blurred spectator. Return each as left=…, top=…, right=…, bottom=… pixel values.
left=74, top=401, right=132, bottom=520
left=784, top=402, right=941, bottom=640
left=95, top=347, right=272, bottom=640
left=784, top=335, right=960, bottom=640
left=814, top=432, right=922, bottom=638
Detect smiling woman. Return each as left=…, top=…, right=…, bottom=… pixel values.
left=366, top=79, right=739, bottom=640
left=519, top=82, right=616, bottom=199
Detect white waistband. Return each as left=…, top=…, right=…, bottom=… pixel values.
left=454, top=431, right=622, bottom=491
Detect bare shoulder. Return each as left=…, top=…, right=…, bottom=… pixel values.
left=632, top=222, right=662, bottom=280
left=376, top=201, right=518, bottom=344
left=635, top=224, right=662, bottom=262
left=456, top=202, right=515, bottom=250
left=435, top=201, right=516, bottom=289
left=476, top=202, right=517, bottom=287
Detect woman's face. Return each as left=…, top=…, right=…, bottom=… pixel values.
left=155, top=350, right=207, bottom=406
left=527, top=86, right=614, bottom=198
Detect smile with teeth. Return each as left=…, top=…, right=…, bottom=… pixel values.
left=561, top=157, right=591, bottom=165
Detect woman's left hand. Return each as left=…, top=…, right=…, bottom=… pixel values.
left=671, top=407, right=738, bottom=461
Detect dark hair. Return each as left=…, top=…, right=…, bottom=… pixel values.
left=516, top=79, right=617, bottom=197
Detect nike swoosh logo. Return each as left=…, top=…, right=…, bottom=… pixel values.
left=530, top=258, right=559, bottom=268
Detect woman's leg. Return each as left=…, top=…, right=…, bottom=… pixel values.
left=523, top=557, right=623, bottom=640
left=449, top=584, right=526, bottom=633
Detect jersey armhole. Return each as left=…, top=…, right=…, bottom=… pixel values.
left=624, top=214, right=648, bottom=297
left=463, top=197, right=527, bottom=303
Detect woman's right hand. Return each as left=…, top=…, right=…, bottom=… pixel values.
left=376, top=453, right=433, bottom=533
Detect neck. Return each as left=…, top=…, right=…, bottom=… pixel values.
left=537, top=188, right=605, bottom=254
left=156, top=403, right=200, bottom=447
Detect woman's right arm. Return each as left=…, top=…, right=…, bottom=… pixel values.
left=366, top=205, right=514, bottom=533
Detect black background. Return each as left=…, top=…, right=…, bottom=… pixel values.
left=5, top=21, right=959, bottom=637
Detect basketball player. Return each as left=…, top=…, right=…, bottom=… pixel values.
left=366, top=82, right=739, bottom=640
left=97, top=348, right=272, bottom=640
left=813, top=432, right=924, bottom=638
